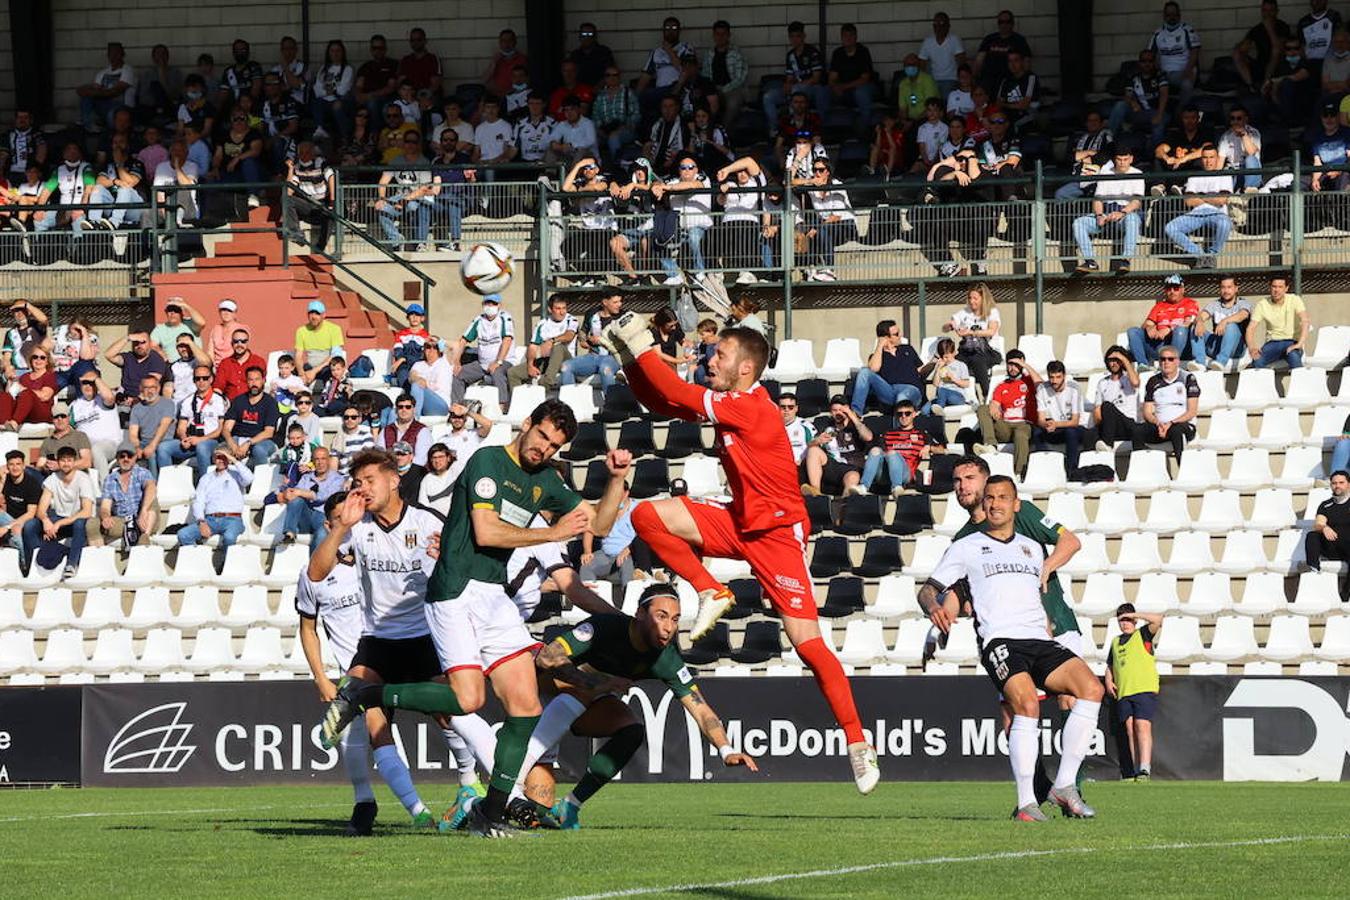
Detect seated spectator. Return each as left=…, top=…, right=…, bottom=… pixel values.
left=389, top=302, right=430, bottom=386
left=127, top=375, right=176, bottom=474
left=450, top=295, right=514, bottom=407
left=686, top=107, right=732, bottom=174
left=1133, top=348, right=1200, bottom=459
left=2, top=301, right=50, bottom=380
left=1093, top=346, right=1143, bottom=449
left=98, top=443, right=157, bottom=548
left=192, top=53, right=218, bottom=97
left=278, top=392, right=323, bottom=447
left=1154, top=104, right=1212, bottom=173
left=441, top=403, right=493, bottom=482
left=512, top=93, right=555, bottom=164
left=49, top=316, right=101, bottom=391
left=1192, top=274, right=1253, bottom=371
left=376, top=133, right=434, bottom=250
left=340, top=107, right=377, bottom=167
left=798, top=159, right=856, bottom=281
left=802, top=396, right=872, bottom=496
left=852, top=320, right=924, bottom=413
left=561, top=293, right=622, bottom=391
left=548, top=60, right=596, bottom=120
left=177, top=446, right=252, bottom=548
left=330, top=404, right=375, bottom=475
left=379, top=394, right=431, bottom=465
left=995, top=50, right=1040, bottom=130
left=0, top=347, right=56, bottom=430
left=581, top=486, right=654, bottom=586
left=152, top=139, right=200, bottom=226
left=689, top=319, right=720, bottom=389
left=509, top=294, right=578, bottom=391
left=272, top=35, right=307, bottom=107
left=166, top=336, right=210, bottom=402
left=644, top=96, right=687, bottom=174
left=592, top=64, right=641, bottom=163
left=267, top=354, right=307, bottom=416
left=35, top=411, right=93, bottom=475
left=284, top=141, right=336, bottom=251
left=89, top=133, right=146, bottom=233
left=1055, top=110, right=1113, bottom=200
left=0, top=450, right=40, bottom=559
left=1231, top=2, right=1291, bottom=94
left=763, top=21, right=828, bottom=130
left=607, top=161, right=656, bottom=283
left=918, top=338, right=971, bottom=415
left=868, top=109, right=907, bottom=178
left=220, top=38, right=264, bottom=104
left=648, top=308, right=691, bottom=371
left=858, top=398, right=940, bottom=498
left=407, top=337, right=452, bottom=417
left=946, top=64, right=977, bottom=116
left=393, top=441, right=427, bottom=504
left=156, top=364, right=227, bottom=476
left=1148, top=3, right=1201, bottom=102
left=1033, top=361, right=1087, bottom=475
left=150, top=298, right=204, bottom=359
left=1218, top=105, right=1263, bottom=191
left=1072, top=143, right=1145, bottom=275
left=103, top=327, right=168, bottom=405
left=503, top=64, right=534, bottom=122
left=202, top=299, right=248, bottom=367
left=427, top=135, right=475, bottom=252
left=213, top=328, right=264, bottom=400
left=211, top=110, right=265, bottom=212
left=1165, top=144, right=1234, bottom=268
left=974, top=10, right=1032, bottom=93
left=895, top=52, right=939, bottom=123
left=220, top=367, right=279, bottom=467
left=921, top=12, right=968, bottom=98
left=636, top=17, right=692, bottom=113
left=704, top=20, right=749, bottom=122
left=1308, top=104, right=1350, bottom=191
left=176, top=73, right=216, bottom=143
left=278, top=446, right=343, bottom=548
left=1246, top=274, right=1309, bottom=368
left=1264, top=36, right=1317, bottom=122
left=1323, top=28, right=1350, bottom=99
left=311, top=40, right=356, bottom=141
left=33, top=143, right=95, bottom=236
left=471, top=98, right=515, bottom=173
left=549, top=97, right=600, bottom=167
left=726, top=295, right=767, bottom=335
left=651, top=152, right=714, bottom=284
left=24, top=446, right=95, bottom=578
left=778, top=392, right=815, bottom=465
left=672, top=53, right=719, bottom=123
left=572, top=22, right=616, bottom=87
left=69, top=374, right=120, bottom=478
left=417, top=442, right=455, bottom=516
left=271, top=422, right=316, bottom=478
left=912, top=99, right=950, bottom=174
left=828, top=23, right=876, bottom=131
left=77, top=42, right=137, bottom=131
left=783, top=125, right=828, bottom=184
left=311, top=356, right=353, bottom=416
left=376, top=103, right=419, bottom=163
left=1128, top=275, right=1200, bottom=368
left=1306, top=469, right=1350, bottom=574
left=294, top=300, right=346, bottom=384
left=2, top=109, right=48, bottom=183
left=972, top=349, right=1041, bottom=478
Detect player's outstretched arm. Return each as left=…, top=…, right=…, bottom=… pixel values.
left=471, top=505, right=591, bottom=549
left=553, top=567, right=619, bottom=615
left=592, top=449, right=633, bottom=537
left=1040, top=527, right=1081, bottom=593
left=307, top=491, right=363, bottom=582
left=535, top=638, right=631, bottom=694
left=680, top=690, right=758, bottom=771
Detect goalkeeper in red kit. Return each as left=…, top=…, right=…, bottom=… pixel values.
left=598, top=312, right=880, bottom=792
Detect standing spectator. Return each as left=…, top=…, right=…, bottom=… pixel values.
left=294, top=300, right=346, bottom=384
left=220, top=367, right=279, bottom=467
left=25, top=446, right=95, bottom=578
left=356, top=34, right=400, bottom=121
left=592, top=65, right=640, bottom=163
left=896, top=55, right=941, bottom=123
left=1233, top=1, right=1293, bottom=92
left=1093, top=346, right=1142, bottom=449
left=0, top=346, right=56, bottom=430
left=857, top=398, right=938, bottom=498
left=98, top=443, right=157, bottom=548
left=972, top=349, right=1040, bottom=477
left=1134, top=348, right=1200, bottom=459
left=636, top=17, right=694, bottom=113
left=103, top=328, right=168, bottom=405
left=828, top=24, right=877, bottom=132
left=376, top=134, right=434, bottom=250
left=508, top=295, right=577, bottom=391
left=570, top=22, right=615, bottom=87
left=944, top=284, right=1003, bottom=398
left=1306, top=469, right=1350, bottom=573
left=995, top=51, right=1040, bottom=130
left=35, top=412, right=93, bottom=475
left=1106, top=605, right=1164, bottom=781
left=763, top=21, right=829, bottom=131
left=1217, top=106, right=1263, bottom=191
left=1128, top=275, right=1201, bottom=368
left=399, top=28, right=443, bottom=97
left=1109, top=49, right=1170, bottom=144
left=1193, top=275, right=1254, bottom=371
left=1149, top=2, right=1202, bottom=102
left=449, top=295, right=514, bottom=407
left=127, top=375, right=176, bottom=474
left=802, top=396, right=873, bottom=496
left=1165, top=144, right=1234, bottom=268
left=279, top=446, right=343, bottom=547
left=1072, top=144, right=1145, bottom=275
left=69, top=374, right=120, bottom=478
left=149, top=298, right=204, bottom=359
left=560, top=293, right=622, bottom=392
left=418, top=443, right=457, bottom=516
left=2, top=300, right=49, bottom=379
left=177, top=447, right=252, bottom=548
left=379, top=396, right=431, bottom=465
left=156, top=364, right=227, bottom=476
left=311, top=40, right=356, bottom=142
left=1297, top=0, right=1344, bottom=79
left=921, top=12, right=968, bottom=99
left=548, top=60, right=597, bottom=121
left=918, top=338, right=972, bottom=415
left=1246, top=274, right=1309, bottom=368
left=1034, top=361, right=1087, bottom=475
left=778, top=393, right=815, bottom=465
left=704, top=21, right=749, bottom=124
left=220, top=39, right=264, bottom=103
left=713, top=156, right=774, bottom=283
left=330, top=405, right=374, bottom=475
left=651, top=153, right=714, bottom=284
left=0, top=451, right=41, bottom=559
left=482, top=28, right=525, bottom=98
left=974, top=10, right=1033, bottom=92
left=407, top=337, right=453, bottom=417
left=439, top=403, right=493, bottom=483
left=671, top=53, right=719, bottom=122
left=851, top=320, right=924, bottom=414
left=214, top=328, right=265, bottom=400
left=76, top=42, right=137, bottom=131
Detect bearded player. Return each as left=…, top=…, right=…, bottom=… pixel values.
left=600, top=314, right=879, bottom=792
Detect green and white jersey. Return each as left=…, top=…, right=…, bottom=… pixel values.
left=954, top=499, right=1079, bottom=636
left=783, top=416, right=816, bottom=465
left=45, top=162, right=95, bottom=204
left=555, top=613, right=698, bottom=698
left=531, top=312, right=580, bottom=357
left=428, top=444, right=581, bottom=602
left=462, top=310, right=515, bottom=362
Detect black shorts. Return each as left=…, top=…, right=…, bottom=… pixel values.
left=1117, top=691, right=1159, bottom=722
left=350, top=635, right=444, bottom=684
left=980, top=637, right=1077, bottom=693
left=821, top=460, right=861, bottom=492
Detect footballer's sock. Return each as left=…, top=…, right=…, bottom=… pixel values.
left=631, top=502, right=719, bottom=594
left=440, top=728, right=479, bottom=786
left=448, top=713, right=498, bottom=780
left=340, top=719, right=375, bottom=804
left=372, top=744, right=426, bottom=816
left=1053, top=699, right=1101, bottom=790
left=515, top=694, right=586, bottom=792
left=570, top=724, right=646, bottom=805
left=484, top=714, right=541, bottom=821
left=361, top=682, right=465, bottom=717
left=1010, top=715, right=1040, bottom=808
left=796, top=636, right=866, bottom=744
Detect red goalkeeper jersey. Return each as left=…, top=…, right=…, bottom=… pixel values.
left=626, top=353, right=807, bottom=533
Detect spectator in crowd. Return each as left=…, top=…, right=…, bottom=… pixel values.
left=151, top=139, right=200, bottom=226
left=974, top=10, right=1032, bottom=92
left=1264, top=36, right=1318, bottom=122
left=212, top=110, right=266, bottom=211
left=69, top=373, right=120, bottom=478
left=1309, top=103, right=1350, bottom=189
left=220, top=367, right=279, bottom=466
left=592, top=64, right=641, bottom=163
left=440, top=403, right=493, bottom=483
left=703, top=21, right=749, bottom=124
left=580, top=485, right=651, bottom=586
left=482, top=28, right=524, bottom=98
left=828, top=23, right=877, bottom=132
left=77, top=42, right=137, bottom=131
left=89, top=134, right=145, bottom=233
left=1322, top=27, right=1350, bottom=98
left=376, top=133, right=434, bottom=250
left=1105, top=603, right=1163, bottom=780
left=711, top=156, right=774, bottom=283
left=558, top=156, right=614, bottom=277
left=570, top=22, right=615, bottom=87
left=726, top=295, right=767, bottom=335
left=1192, top=275, right=1254, bottom=372
left=32, top=142, right=95, bottom=236
left=98, top=443, right=157, bottom=548
left=1306, top=469, right=1350, bottom=574
left=946, top=64, right=977, bottom=116
left=310, top=355, right=353, bottom=416
left=896, top=54, right=940, bottom=123
left=1033, top=360, right=1087, bottom=475
left=653, top=153, right=714, bottom=284
left=509, top=295, right=577, bottom=391
left=919, top=337, right=971, bottom=415
left=472, top=98, right=516, bottom=174
left=802, top=396, right=873, bottom=496
left=311, top=40, right=356, bottom=141
left=783, top=124, right=827, bottom=183
left=294, top=300, right=346, bottom=384
left=778, top=392, right=815, bottom=465
left=407, top=336, right=452, bottom=417
left=636, top=16, right=694, bottom=111
left=221, top=38, right=264, bottom=103
left=379, top=394, right=431, bottom=465
left=852, top=319, right=924, bottom=413
left=0, top=345, right=56, bottom=430
left=414, top=442, right=455, bottom=516
left=995, top=51, right=1040, bottom=130
left=285, top=141, right=336, bottom=251
left=971, top=349, right=1040, bottom=477
left=857, top=398, right=937, bottom=498
left=648, top=308, right=691, bottom=371
left=1217, top=106, right=1263, bottom=192
left=176, top=73, right=214, bottom=142
left=1055, top=110, right=1113, bottom=200
left=1332, top=415, right=1350, bottom=485
left=103, top=327, right=168, bottom=406
left=1165, top=144, right=1234, bottom=268
left=49, top=317, right=100, bottom=392
left=1093, top=346, right=1142, bottom=449
left=503, top=64, right=535, bottom=122
left=1109, top=49, right=1170, bottom=145
left=690, top=319, right=720, bottom=387
left=156, top=364, right=227, bottom=476
left=1233, top=1, right=1293, bottom=92
left=1128, top=274, right=1200, bottom=368
left=431, top=98, right=473, bottom=151
left=35, top=411, right=92, bottom=475
left=944, top=284, right=1003, bottom=398
left=128, top=375, right=175, bottom=474
left=798, top=159, right=855, bottom=282
left=763, top=21, right=829, bottom=130
left=279, top=391, right=322, bottom=446
left=392, top=441, right=427, bottom=504
left=166, top=336, right=209, bottom=403
left=260, top=74, right=300, bottom=148
left=178, top=446, right=252, bottom=548
left=214, top=328, right=265, bottom=400
left=644, top=96, right=687, bottom=174
left=356, top=34, right=400, bottom=121
left=920, top=12, right=968, bottom=98
left=331, top=404, right=374, bottom=474
left=192, top=52, right=218, bottom=97
left=561, top=293, right=622, bottom=391
left=512, top=93, right=555, bottom=165
left=428, top=135, right=474, bottom=251
left=868, top=109, right=908, bottom=178
left=271, top=35, right=306, bottom=106
left=389, top=302, right=430, bottom=387
left=278, top=445, right=343, bottom=548
left=3, top=301, right=49, bottom=380
left=376, top=103, right=418, bottom=163
left=1072, top=144, right=1145, bottom=276
left=672, top=53, right=719, bottom=123
left=1134, top=347, right=1200, bottom=459
left=1298, top=0, right=1343, bottom=78
left=549, top=97, right=600, bottom=166
left=1247, top=274, right=1309, bottom=367
left=399, top=27, right=443, bottom=96
left=450, top=294, right=514, bottom=407
left=1155, top=104, right=1212, bottom=173
left=2, top=109, right=48, bottom=182
left=607, top=161, right=657, bottom=283
left=1149, top=2, right=1202, bottom=102
left=549, top=60, right=596, bottom=121
left=25, top=446, right=95, bottom=578
left=913, top=98, right=950, bottom=173
left=687, top=106, right=733, bottom=175
left=0, top=451, right=40, bottom=559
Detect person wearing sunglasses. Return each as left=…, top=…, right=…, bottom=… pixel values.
left=375, top=129, right=434, bottom=251
left=857, top=398, right=941, bottom=498
left=69, top=373, right=122, bottom=479
left=98, top=441, right=158, bottom=549
left=156, top=364, right=227, bottom=477
left=650, top=152, right=712, bottom=285
left=0, top=346, right=56, bottom=431
left=797, top=158, right=855, bottom=282
left=378, top=393, right=431, bottom=466
left=1131, top=347, right=1200, bottom=461
left=330, top=404, right=375, bottom=476
left=212, top=328, right=265, bottom=401
left=1216, top=104, right=1263, bottom=191
left=569, top=21, right=614, bottom=86
left=591, top=64, right=640, bottom=164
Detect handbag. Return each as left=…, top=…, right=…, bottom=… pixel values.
left=652, top=208, right=680, bottom=247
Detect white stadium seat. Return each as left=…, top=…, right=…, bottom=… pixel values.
left=72, top=588, right=122, bottom=631
left=263, top=543, right=310, bottom=588
left=1315, top=616, right=1350, bottom=662
left=1251, top=407, right=1304, bottom=450
left=765, top=340, right=817, bottom=382
left=1301, top=488, right=1332, bottom=527
left=176, top=586, right=222, bottom=629
left=120, top=546, right=169, bottom=588
left=1062, top=533, right=1110, bottom=577
left=681, top=456, right=724, bottom=498
left=221, top=586, right=273, bottom=628
left=1114, top=531, right=1163, bottom=576
left=1283, top=368, right=1331, bottom=409
left=1074, top=571, right=1126, bottom=618
left=0, top=549, right=23, bottom=588
left=1019, top=452, right=1067, bottom=494
left=905, top=535, right=951, bottom=579
left=1194, top=489, right=1243, bottom=533
left=125, top=587, right=174, bottom=630
left=151, top=505, right=191, bottom=548
left=0, top=589, right=25, bottom=629
left=35, top=628, right=87, bottom=674
left=1207, top=615, right=1260, bottom=662
left=1229, top=368, right=1279, bottom=411
left=558, top=384, right=598, bottom=423
left=1305, top=405, right=1346, bottom=447
left=1087, top=490, right=1138, bottom=533
left=503, top=384, right=546, bottom=425
left=1193, top=408, right=1249, bottom=451
left=1171, top=448, right=1221, bottom=493
left=1192, top=370, right=1228, bottom=411
left=237, top=627, right=287, bottom=673
left=1140, top=490, right=1192, bottom=534
left=136, top=627, right=187, bottom=672
left=156, top=465, right=195, bottom=509
left=1232, top=573, right=1284, bottom=617
left=1068, top=451, right=1117, bottom=495
left=886, top=619, right=935, bottom=665
left=0, top=630, right=39, bottom=675
left=1215, top=530, right=1270, bottom=575
left=1120, top=450, right=1170, bottom=493
left=1163, top=530, right=1215, bottom=575
left=1226, top=447, right=1274, bottom=491
left=463, top=384, right=504, bottom=419
left=1180, top=572, right=1233, bottom=617
left=1155, top=615, right=1204, bottom=663
left=1063, top=332, right=1105, bottom=377
left=817, top=338, right=863, bottom=380
left=1305, top=324, right=1350, bottom=369
left=243, top=504, right=287, bottom=548
left=1249, top=488, right=1297, bottom=532
left=216, top=545, right=267, bottom=588
left=837, top=620, right=888, bottom=665
left=165, top=546, right=216, bottom=588
left=933, top=496, right=971, bottom=535
left=1298, top=660, right=1338, bottom=676
left=1263, top=615, right=1314, bottom=661
left=186, top=627, right=237, bottom=672
left=1016, top=333, right=1055, bottom=374
left=64, top=546, right=119, bottom=589
left=934, top=619, right=979, bottom=665
left=1290, top=572, right=1339, bottom=616
left=28, top=588, right=74, bottom=632
left=1133, top=573, right=1181, bottom=614
left=1273, top=446, right=1325, bottom=491
left=1241, top=661, right=1283, bottom=675
left=869, top=574, right=919, bottom=619
left=86, top=628, right=136, bottom=674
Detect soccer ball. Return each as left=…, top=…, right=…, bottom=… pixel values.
left=460, top=242, right=514, bottom=295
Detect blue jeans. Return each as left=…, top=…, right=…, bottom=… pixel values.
left=0, top=511, right=26, bottom=558
left=1331, top=437, right=1350, bottom=477
left=22, top=517, right=88, bottom=570
left=1165, top=207, right=1232, bottom=258
left=1107, top=102, right=1166, bottom=146
left=838, top=82, right=876, bottom=129
left=1190, top=323, right=1247, bottom=367
left=80, top=95, right=119, bottom=130
left=410, top=383, right=450, bottom=417
left=762, top=83, right=831, bottom=129
left=89, top=184, right=142, bottom=227
left=1250, top=339, right=1303, bottom=369
left=177, top=514, right=245, bottom=547
left=923, top=385, right=966, bottom=414
left=1073, top=211, right=1141, bottom=262
left=240, top=439, right=278, bottom=467
left=282, top=497, right=327, bottom=547
left=310, top=95, right=354, bottom=139
left=1127, top=326, right=1190, bottom=366
left=850, top=369, right=922, bottom=414
left=156, top=437, right=219, bottom=478
left=378, top=195, right=432, bottom=244
left=860, top=448, right=913, bottom=490
left=561, top=352, right=618, bottom=391
left=661, top=225, right=707, bottom=277
left=1238, top=154, right=1262, bottom=191
left=1055, top=183, right=1086, bottom=200
left=222, top=157, right=264, bottom=189
left=434, top=193, right=464, bottom=242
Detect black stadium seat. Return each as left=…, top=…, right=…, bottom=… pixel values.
left=617, top=419, right=657, bottom=456
left=809, top=535, right=852, bottom=578
left=682, top=622, right=731, bottom=665
left=804, top=494, right=834, bottom=534
left=818, top=577, right=866, bottom=618
left=562, top=421, right=609, bottom=461
left=724, top=578, right=764, bottom=619
left=854, top=536, right=904, bottom=577
left=835, top=495, right=885, bottom=535
left=730, top=621, right=783, bottom=664
left=599, top=384, right=642, bottom=422
left=887, top=493, right=934, bottom=535
left=577, top=459, right=609, bottom=500
left=629, top=458, right=670, bottom=498
left=658, top=420, right=707, bottom=459
left=794, top=378, right=830, bottom=417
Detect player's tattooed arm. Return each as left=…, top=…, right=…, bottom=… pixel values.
left=917, top=579, right=958, bottom=632
left=535, top=640, right=630, bottom=693
left=680, top=690, right=759, bottom=771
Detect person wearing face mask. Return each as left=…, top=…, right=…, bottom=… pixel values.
left=1147, top=2, right=1202, bottom=103
left=175, top=74, right=215, bottom=144
left=450, top=295, right=515, bottom=407
left=1264, top=37, right=1317, bottom=122
left=222, top=39, right=264, bottom=103
left=895, top=52, right=939, bottom=122
left=483, top=28, right=525, bottom=98
left=1320, top=27, right=1350, bottom=100
left=1297, top=0, right=1344, bottom=79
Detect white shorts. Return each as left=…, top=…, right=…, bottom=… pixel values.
left=1053, top=630, right=1083, bottom=658
left=426, top=579, right=541, bottom=675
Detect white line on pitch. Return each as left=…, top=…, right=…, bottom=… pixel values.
left=0, top=802, right=334, bottom=824
left=559, top=834, right=1350, bottom=900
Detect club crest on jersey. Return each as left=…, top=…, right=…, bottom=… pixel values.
left=405, top=531, right=418, bottom=549
left=980, top=545, right=992, bottom=554
left=532, top=485, right=542, bottom=505
left=1021, top=545, right=1033, bottom=558
left=475, top=476, right=497, bottom=499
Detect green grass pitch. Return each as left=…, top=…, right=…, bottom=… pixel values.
left=2, top=781, right=1347, bottom=897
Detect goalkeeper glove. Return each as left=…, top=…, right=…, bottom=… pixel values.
left=598, top=311, right=656, bottom=366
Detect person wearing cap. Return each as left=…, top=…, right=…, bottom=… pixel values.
left=380, top=393, right=431, bottom=465
left=149, top=297, right=205, bottom=359
left=390, top=302, right=431, bottom=387
left=782, top=126, right=828, bottom=187
left=99, top=442, right=157, bottom=547
left=1105, top=603, right=1163, bottom=780
left=156, top=364, right=228, bottom=477
left=103, top=327, right=169, bottom=405
left=25, top=445, right=96, bottom=579
left=509, top=294, right=578, bottom=391
left=214, top=328, right=266, bottom=400
left=69, top=373, right=121, bottom=479
left=441, top=402, right=493, bottom=483
left=643, top=95, right=686, bottom=173
left=548, top=95, right=600, bottom=167
left=1127, top=275, right=1201, bottom=369
left=763, top=20, right=829, bottom=132
left=570, top=22, right=615, bottom=87
left=775, top=93, right=824, bottom=162
left=177, top=446, right=253, bottom=548
left=1308, top=101, right=1350, bottom=192
left=450, top=295, right=515, bottom=407
left=205, top=299, right=251, bottom=366
left=36, top=410, right=94, bottom=475
left=294, top=299, right=347, bottom=384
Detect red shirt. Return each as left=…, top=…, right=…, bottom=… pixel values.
left=992, top=375, right=1037, bottom=424
left=214, top=352, right=266, bottom=401
left=398, top=52, right=443, bottom=92
left=1146, top=297, right=1199, bottom=331
left=19, top=369, right=57, bottom=419
left=880, top=427, right=931, bottom=469
left=548, top=84, right=596, bottom=119
left=628, top=353, right=806, bottom=533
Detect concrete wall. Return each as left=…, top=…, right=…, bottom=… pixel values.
left=0, top=12, right=13, bottom=120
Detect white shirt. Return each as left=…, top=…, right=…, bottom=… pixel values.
left=350, top=504, right=443, bottom=639
left=809, top=181, right=855, bottom=221
left=783, top=417, right=816, bottom=465
left=70, top=395, right=122, bottom=445
left=273, top=58, right=308, bottom=102
left=513, top=116, right=556, bottom=161
left=473, top=119, right=514, bottom=160
left=532, top=313, right=580, bottom=357
left=1149, top=23, right=1201, bottom=75
left=666, top=176, right=714, bottom=230
left=153, top=159, right=199, bottom=187
left=432, top=120, right=475, bottom=148
left=1301, top=12, right=1337, bottom=60
left=916, top=120, right=949, bottom=162
left=463, top=310, right=515, bottom=363
left=443, top=427, right=484, bottom=483
left=418, top=471, right=456, bottom=517
left=505, top=518, right=568, bottom=620
left=722, top=172, right=766, bottom=224
left=410, top=355, right=453, bottom=400
left=1091, top=161, right=1146, bottom=209
left=919, top=33, right=967, bottom=82
left=43, top=471, right=95, bottom=519
left=946, top=89, right=975, bottom=116
left=1182, top=173, right=1233, bottom=213
left=1096, top=373, right=1140, bottom=423
left=950, top=306, right=1000, bottom=335
left=551, top=117, right=599, bottom=159
left=1035, top=381, right=1084, bottom=426
left=644, top=42, right=694, bottom=89
left=312, top=63, right=354, bottom=101
left=929, top=530, right=1051, bottom=643
left=295, top=556, right=364, bottom=671
left=94, top=64, right=138, bottom=106
left=177, top=390, right=228, bottom=435
left=1217, top=127, right=1262, bottom=168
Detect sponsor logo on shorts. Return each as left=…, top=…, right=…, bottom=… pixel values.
left=773, top=574, right=806, bottom=593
